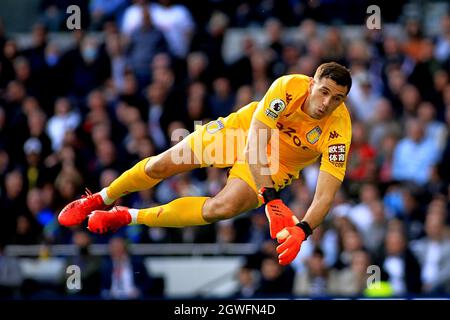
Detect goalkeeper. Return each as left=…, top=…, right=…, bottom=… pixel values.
left=58, top=62, right=352, bottom=266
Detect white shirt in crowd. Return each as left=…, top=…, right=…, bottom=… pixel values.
left=121, top=2, right=195, bottom=58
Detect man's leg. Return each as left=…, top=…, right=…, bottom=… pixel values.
left=104, top=140, right=201, bottom=202
left=202, top=178, right=259, bottom=222
left=87, top=178, right=259, bottom=233
left=137, top=177, right=259, bottom=226
left=58, top=138, right=201, bottom=227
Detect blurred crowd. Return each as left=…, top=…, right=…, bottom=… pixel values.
left=0, top=0, right=449, bottom=299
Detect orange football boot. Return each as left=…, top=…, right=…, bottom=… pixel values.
left=58, top=189, right=112, bottom=227
left=87, top=206, right=131, bottom=234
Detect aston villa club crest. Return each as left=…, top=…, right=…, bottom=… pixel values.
left=206, top=120, right=224, bottom=134
left=306, top=126, right=322, bottom=144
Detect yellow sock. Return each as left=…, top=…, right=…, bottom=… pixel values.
left=137, top=197, right=210, bottom=227
left=106, top=157, right=161, bottom=200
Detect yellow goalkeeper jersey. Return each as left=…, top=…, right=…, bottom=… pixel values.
left=232, top=74, right=352, bottom=187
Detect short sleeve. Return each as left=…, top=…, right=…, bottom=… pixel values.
left=253, top=76, right=289, bottom=129
left=319, top=112, right=352, bottom=181
left=320, top=141, right=350, bottom=181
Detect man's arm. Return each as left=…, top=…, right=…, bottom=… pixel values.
left=244, top=117, right=274, bottom=190
left=245, top=117, right=299, bottom=239
left=276, top=170, right=342, bottom=265
left=301, top=170, right=342, bottom=229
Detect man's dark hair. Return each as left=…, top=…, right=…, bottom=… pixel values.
left=314, top=62, right=352, bottom=94
left=312, top=246, right=324, bottom=258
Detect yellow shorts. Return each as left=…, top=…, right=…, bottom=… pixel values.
left=186, top=116, right=256, bottom=186
left=186, top=115, right=297, bottom=205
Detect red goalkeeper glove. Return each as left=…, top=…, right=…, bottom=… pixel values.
left=259, top=187, right=299, bottom=239
left=276, top=221, right=313, bottom=265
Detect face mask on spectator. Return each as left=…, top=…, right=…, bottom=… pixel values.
left=82, top=46, right=98, bottom=63
left=45, top=53, right=59, bottom=66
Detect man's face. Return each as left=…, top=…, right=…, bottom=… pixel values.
left=306, top=77, right=348, bottom=119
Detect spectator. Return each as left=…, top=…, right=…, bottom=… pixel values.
left=3, top=80, right=28, bottom=132
left=12, top=57, right=39, bottom=99
left=416, top=101, right=448, bottom=152
left=82, top=89, right=112, bottom=137
left=26, top=109, right=52, bottom=159
left=64, top=230, right=102, bottom=297
left=0, top=170, right=27, bottom=244
left=40, top=41, right=66, bottom=107
left=20, top=23, right=47, bottom=75
left=228, top=36, right=255, bottom=89
left=334, top=226, right=366, bottom=270
left=347, top=183, right=380, bottom=238
left=216, top=219, right=236, bottom=244
left=69, top=35, right=111, bottom=98
left=291, top=224, right=338, bottom=274
left=322, top=27, right=346, bottom=65
left=378, top=227, right=422, bottom=296
left=438, top=107, right=450, bottom=183
left=376, top=133, right=398, bottom=184
left=346, top=121, right=377, bottom=186
left=347, top=71, right=380, bottom=122
left=185, top=82, right=210, bottom=127
left=264, top=18, right=284, bottom=62
left=431, top=69, right=449, bottom=121
left=121, top=0, right=151, bottom=36
left=330, top=249, right=372, bottom=297
left=185, top=51, right=210, bottom=87
left=89, top=0, right=129, bottom=31
left=233, top=85, right=253, bottom=111
left=408, top=38, right=441, bottom=102
left=244, top=210, right=270, bottom=248
left=293, top=247, right=334, bottom=297
left=399, top=84, right=421, bottom=122
left=123, top=120, right=149, bottom=161
left=105, top=33, right=128, bottom=94
left=46, top=97, right=81, bottom=152
left=392, top=118, right=441, bottom=185
left=23, top=138, right=45, bottom=189
left=125, top=5, right=168, bottom=89
left=190, top=11, right=228, bottom=80
left=145, top=81, right=169, bottom=152
left=0, top=243, right=24, bottom=298
left=434, top=14, right=450, bottom=63
left=279, top=41, right=301, bottom=76
left=209, top=77, right=235, bottom=118
left=232, top=265, right=259, bottom=298
left=410, top=208, right=450, bottom=294
left=39, top=0, right=89, bottom=31
left=382, top=66, right=407, bottom=117
left=26, top=187, right=54, bottom=230
left=364, top=200, right=389, bottom=257
left=100, top=236, right=153, bottom=299
left=91, top=139, right=122, bottom=182
left=255, top=257, right=294, bottom=297
left=12, top=214, right=42, bottom=245
left=399, top=183, right=427, bottom=241
left=150, top=0, right=195, bottom=59
left=402, top=18, right=427, bottom=63
left=367, top=97, right=402, bottom=150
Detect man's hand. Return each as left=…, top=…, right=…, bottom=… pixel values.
left=260, top=187, right=299, bottom=238
left=276, top=221, right=313, bottom=265
left=265, top=199, right=299, bottom=238
left=276, top=226, right=306, bottom=265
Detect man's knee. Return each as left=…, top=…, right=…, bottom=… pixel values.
left=202, top=197, right=241, bottom=223
left=145, top=157, right=169, bottom=179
